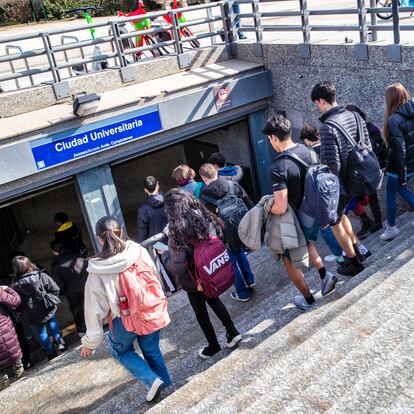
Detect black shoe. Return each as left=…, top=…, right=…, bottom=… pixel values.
left=48, top=351, right=58, bottom=361
left=357, top=225, right=371, bottom=240
left=337, top=260, right=364, bottom=276
left=198, top=344, right=220, bottom=360
left=369, top=221, right=383, bottom=234
left=226, top=331, right=242, bottom=348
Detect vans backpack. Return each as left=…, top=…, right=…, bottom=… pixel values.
left=325, top=113, right=383, bottom=197
left=118, top=249, right=170, bottom=336
left=188, top=236, right=235, bottom=298
left=285, top=149, right=340, bottom=227
left=203, top=181, right=249, bottom=249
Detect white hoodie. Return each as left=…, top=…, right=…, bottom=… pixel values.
left=81, top=240, right=155, bottom=350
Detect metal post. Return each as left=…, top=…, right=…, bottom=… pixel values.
left=171, top=10, right=184, bottom=55
left=299, top=0, right=311, bottom=58
left=40, top=32, right=61, bottom=83
left=391, top=0, right=401, bottom=44
left=252, top=0, right=263, bottom=44
left=369, top=0, right=378, bottom=41
left=205, top=0, right=215, bottom=46
left=110, top=21, right=127, bottom=68
left=388, top=0, right=402, bottom=61
left=220, top=2, right=230, bottom=44
left=355, top=0, right=368, bottom=60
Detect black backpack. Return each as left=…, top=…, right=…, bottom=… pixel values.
left=325, top=113, right=383, bottom=197
left=203, top=181, right=249, bottom=249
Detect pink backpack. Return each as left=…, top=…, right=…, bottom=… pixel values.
left=188, top=236, right=235, bottom=298
left=118, top=250, right=170, bottom=336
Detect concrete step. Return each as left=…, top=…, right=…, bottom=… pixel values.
left=2, top=213, right=412, bottom=413
left=327, top=332, right=414, bottom=414
left=243, top=273, right=414, bottom=413
left=217, top=261, right=414, bottom=414
left=147, top=215, right=414, bottom=414
left=385, top=377, right=414, bottom=413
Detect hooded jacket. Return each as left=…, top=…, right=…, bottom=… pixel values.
left=13, top=271, right=60, bottom=325
left=0, top=287, right=22, bottom=369
left=386, top=99, right=414, bottom=183
left=55, top=221, right=87, bottom=257
left=137, top=193, right=168, bottom=242
left=81, top=240, right=156, bottom=350
left=238, top=195, right=309, bottom=270
left=319, top=106, right=371, bottom=190
left=179, top=179, right=205, bottom=199
left=218, top=165, right=244, bottom=183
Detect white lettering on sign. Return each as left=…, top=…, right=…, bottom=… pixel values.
left=203, top=250, right=230, bottom=275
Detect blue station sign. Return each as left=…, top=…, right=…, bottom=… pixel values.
left=30, top=106, right=162, bottom=170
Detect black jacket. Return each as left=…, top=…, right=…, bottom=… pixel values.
left=137, top=193, right=168, bottom=243
left=319, top=106, right=371, bottom=186
left=55, top=221, right=87, bottom=257
left=385, top=99, right=414, bottom=183
left=51, top=253, right=88, bottom=298
left=200, top=178, right=254, bottom=212
left=13, top=271, right=60, bottom=325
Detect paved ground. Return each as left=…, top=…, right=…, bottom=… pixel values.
left=0, top=0, right=413, bottom=92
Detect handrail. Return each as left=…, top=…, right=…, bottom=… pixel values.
left=0, top=0, right=413, bottom=93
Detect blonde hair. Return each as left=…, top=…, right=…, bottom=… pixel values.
left=199, top=163, right=218, bottom=180
left=383, top=83, right=410, bottom=144
left=171, top=165, right=195, bottom=183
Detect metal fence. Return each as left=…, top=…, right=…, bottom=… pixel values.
left=0, top=0, right=413, bottom=95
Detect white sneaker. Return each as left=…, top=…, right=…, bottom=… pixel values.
left=294, top=295, right=316, bottom=311
left=324, top=254, right=337, bottom=262
left=380, top=225, right=400, bottom=241
left=146, top=378, right=164, bottom=402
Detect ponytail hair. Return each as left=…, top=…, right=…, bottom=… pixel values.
left=95, top=216, right=126, bottom=259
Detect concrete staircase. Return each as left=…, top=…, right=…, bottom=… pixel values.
left=3, top=213, right=414, bottom=413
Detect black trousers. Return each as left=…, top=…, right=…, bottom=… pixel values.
left=187, top=291, right=237, bottom=348
left=67, top=293, right=86, bottom=334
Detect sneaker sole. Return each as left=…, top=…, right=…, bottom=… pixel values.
left=230, top=293, right=249, bottom=302
left=198, top=350, right=211, bottom=360
left=337, top=267, right=364, bottom=277
left=226, top=334, right=242, bottom=348
left=146, top=380, right=164, bottom=402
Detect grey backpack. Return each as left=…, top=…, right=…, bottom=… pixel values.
left=284, top=150, right=340, bottom=227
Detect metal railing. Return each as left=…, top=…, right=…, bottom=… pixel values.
left=0, top=0, right=414, bottom=94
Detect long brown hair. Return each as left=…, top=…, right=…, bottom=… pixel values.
left=383, top=83, right=410, bottom=144
left=12, top=256, right=37, bottom=278
left=95, top=216, right=126, bottom=259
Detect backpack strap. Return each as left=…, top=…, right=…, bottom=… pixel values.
left=283, top=151, right=311, bottom=169
left=325, top=113, right=364, bottom=148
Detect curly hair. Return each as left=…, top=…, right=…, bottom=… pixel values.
left=164, top=188, right=223, bottom=251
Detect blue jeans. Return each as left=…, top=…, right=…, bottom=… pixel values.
left=31, top=315, right=61, bottom=355
left=386, top=173, right=414, bottom=226
left=320, top=226, right=342, bottom=257
left=232, top=4, right=246, bottom=39
left=108, top=317, right=171, bottom=389
left=228, top=248, right=255, bottom=299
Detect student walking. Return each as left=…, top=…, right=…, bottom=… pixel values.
left=311, top=81, right=372, bottom=276
left=51, top=240, right=87, bottom=336
left=54, top=212, right=88, bottom=257
left=208, top=152, right=244, bottom=183
left=263, top=114, right=337, bottom=311
left=137, top=176, right=168, bottom=243
left=12, top=256, right=66, bottom=361
left=80, top=216, right=171, bottom=402
left=171, top=165, right=205, bottom=199
left=161, top=189, right=242, bottom=359
left=0, top=285, right=24, bottom=391
left=380, top=83, right=414, bottom=241
left=199, top=163, right=255, bottom=302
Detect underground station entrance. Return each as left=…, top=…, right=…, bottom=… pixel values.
left=0, top=118, right=263, bottom=365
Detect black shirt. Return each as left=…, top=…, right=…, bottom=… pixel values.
left=268, top=144, right=313, bottom=210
